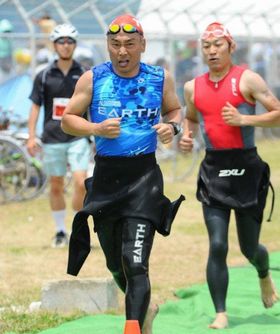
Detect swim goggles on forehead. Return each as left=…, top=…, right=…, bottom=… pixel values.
left=201, top=28, right=231, bottom=40
left=107, top=23, right=142, bottom=35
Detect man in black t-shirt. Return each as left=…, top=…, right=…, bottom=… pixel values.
left=27, top=24, right=90, bottom=248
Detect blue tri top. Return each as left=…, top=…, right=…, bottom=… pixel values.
left=90, top=62, right=164, bottom=156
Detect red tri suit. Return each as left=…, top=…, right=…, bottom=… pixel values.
left=194, top=65, right=255, bottom=149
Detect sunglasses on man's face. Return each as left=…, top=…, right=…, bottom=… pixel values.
left=55, top=37, right=76, bottom=45
left=107, top=23, right=142, bottom=35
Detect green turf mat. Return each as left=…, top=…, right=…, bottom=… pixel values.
left=36, top=252, right=280, bottom=334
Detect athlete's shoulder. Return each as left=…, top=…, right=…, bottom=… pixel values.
left=184, top=79, right=195, bottom=91
left=195, top=71, right=208, bottom=82
left=92, top=61, right=112, bottom=76
left=231, top=64, right=248, bottom=75
left=233, top=64, right=246, bottom=71
left=240, top=67, right=266, bottom=93
left=140, top=62, right=164, bottom=78
left=184, top=79, right=195, bottom=100
left=74, top=70, right=93, bottom=95
left=81, top=69, right=93, bottom=80
left=240, top=66, right=259, bottom=79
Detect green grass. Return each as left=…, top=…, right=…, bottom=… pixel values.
left=0, top=311, right=83, bottom=334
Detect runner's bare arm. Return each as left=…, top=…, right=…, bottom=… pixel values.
left=61, top=70, right=95, bottom=136
left=183, top=80, right=199, bottom=137
left=27, top=103, right=40, bottom=156
left=238, top=70, right=280, bottom=127
left=153, top=69, right=183, bottom=142
left=61, top=71, right=121, bottom=139
left=161, top=69, right=182, bottom=123
left=28, top=103, right=40, bottom=140
left=179, top=80, right=199, bottom=153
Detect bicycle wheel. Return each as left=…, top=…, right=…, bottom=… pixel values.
left=157, top=137, right=201, bottom=182
left=20, top=158, right=49, bottom=200
left=0, top=136, right=31, bottom=203
left=13, top=133, right=49, bottom=200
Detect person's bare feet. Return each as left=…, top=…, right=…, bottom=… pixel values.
left=208, top=312, right=228, bottom=329
left=142, top=304, right=159, bottom=334
left=260, top=275, right=279, bottom=308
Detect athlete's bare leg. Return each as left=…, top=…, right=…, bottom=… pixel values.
left=142, top=303, right=159, bottom=334
left=260, top=275, right=279, bottom=308
left=209, top=312, right=228, bottom=329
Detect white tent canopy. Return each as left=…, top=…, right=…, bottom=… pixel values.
left=1, top=0, right=280, bottom=85
left=138, top=0, right=280, bottom=39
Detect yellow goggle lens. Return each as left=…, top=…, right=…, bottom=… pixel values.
left=107, top=23, right=139, bottom=35
left=122, top=23, right=137, bottom=33
left=109, top=24, right=120, bottom=33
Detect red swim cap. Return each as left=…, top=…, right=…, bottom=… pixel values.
left=107, top=14, right=144, bottom=35
left=201, top=22, right=233, bottom=43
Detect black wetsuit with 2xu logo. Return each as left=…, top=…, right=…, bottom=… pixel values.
left=194, top=65, right=272, bottom=313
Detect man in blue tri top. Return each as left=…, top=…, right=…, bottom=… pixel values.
left=61, top=14, right=185, bottom=334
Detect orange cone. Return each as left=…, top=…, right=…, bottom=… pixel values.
left=123, top=320, right=141, bottom=334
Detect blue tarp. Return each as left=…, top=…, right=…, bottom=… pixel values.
left=0, top=73, right=43, bottom=134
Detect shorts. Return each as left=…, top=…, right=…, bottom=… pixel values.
left=42, top=138, right=91, bottom=176
left=196, top=147, right=270, bottom=218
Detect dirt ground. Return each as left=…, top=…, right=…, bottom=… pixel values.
left=1, top=138, right=280, bottom=313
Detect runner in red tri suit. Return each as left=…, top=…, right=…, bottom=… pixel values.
left=179, top=22, right=280, bottom=329
left=194, top=64, right=255, bottom=149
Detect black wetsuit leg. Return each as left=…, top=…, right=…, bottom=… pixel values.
left=122, top=217, right=155, bottom=327
left=202, top=204, right=230, bottom=313
left=96, top=217, right=127, bottom=292
left=96, top=216, right=155, bottom=328
left=235, top=210, right=269, bottom=279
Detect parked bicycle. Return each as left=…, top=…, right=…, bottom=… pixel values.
left=0, top=134, right=31, bottom=203
left=0, top=108, right=48, bottom=203
left=13, top=131, right=48, bottom=200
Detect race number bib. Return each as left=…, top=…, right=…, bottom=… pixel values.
left=52, top=97, right=70, bottom=120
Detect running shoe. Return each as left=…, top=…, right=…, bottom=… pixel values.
left=51, top=231, right=68, bottom=248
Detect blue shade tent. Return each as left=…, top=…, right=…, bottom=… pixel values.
left=0, top=73, right=32, bottom=117
left=0, top=73, right=43, bottom=134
